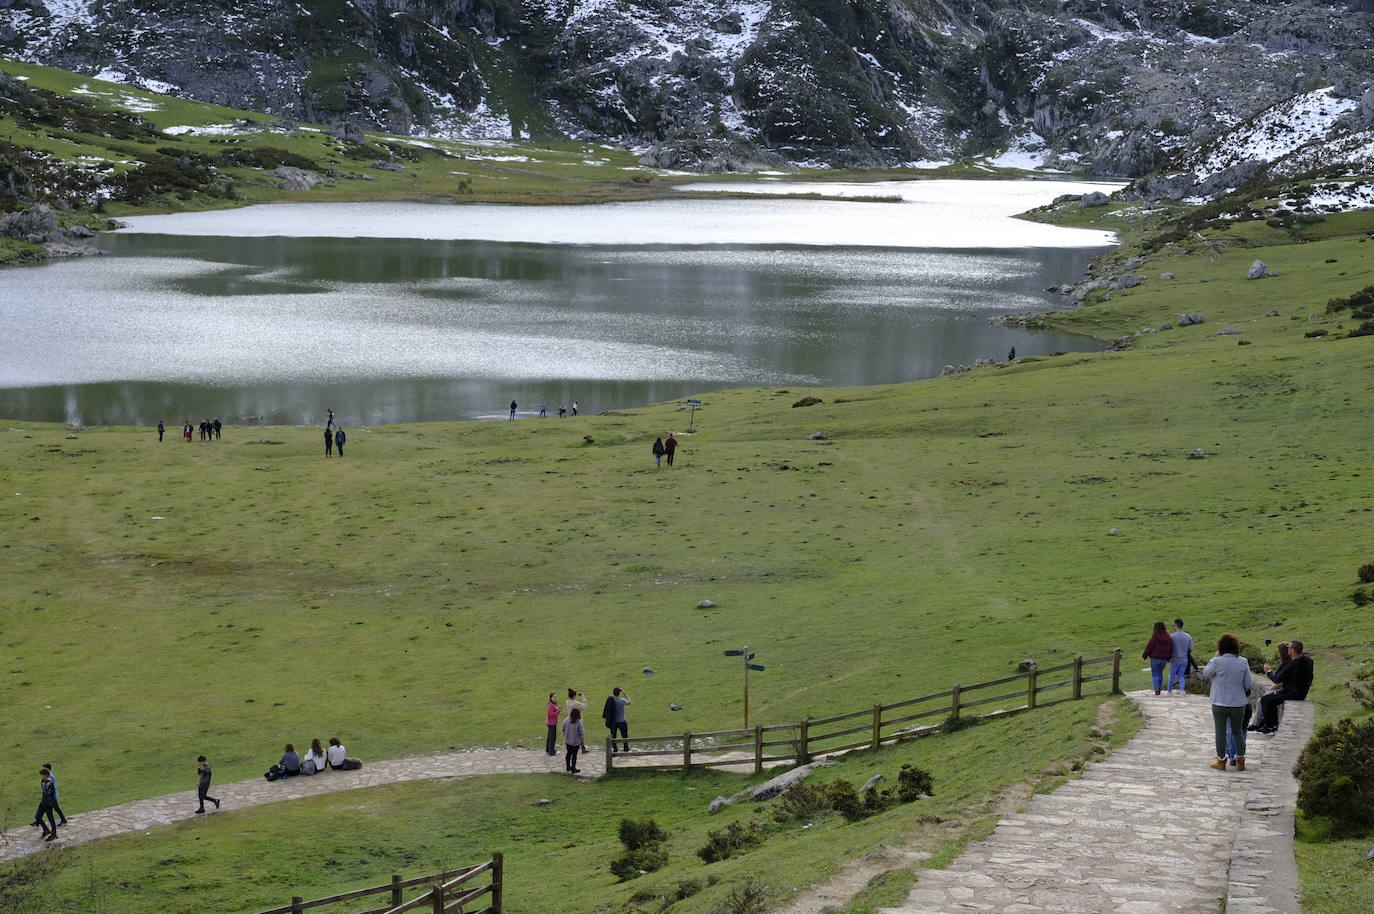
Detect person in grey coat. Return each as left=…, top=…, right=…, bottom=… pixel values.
left=1199, top=633, right=1254, bottom=770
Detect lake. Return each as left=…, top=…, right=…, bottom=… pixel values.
left=0, top=179, right=1119, bottom=426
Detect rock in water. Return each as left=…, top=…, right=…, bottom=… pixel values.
left=1248, top=260, right=1275, bottom=279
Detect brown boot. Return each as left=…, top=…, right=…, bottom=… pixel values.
left=1236, top=756, right=1246, bottom=771
left=1210, top=758, right=1228, bottom=770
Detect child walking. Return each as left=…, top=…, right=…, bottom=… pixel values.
left=196, top=755, right=221, bottom=813
left=562, top=707, right=584, bottom=773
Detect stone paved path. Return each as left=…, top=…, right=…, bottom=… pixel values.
left=880, top=692, right=1313, bottom=914
left=0, top=744, right=752, bottom=864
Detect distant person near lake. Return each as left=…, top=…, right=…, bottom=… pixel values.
left=539, top=403, right=547, bottom=417
left=652, top=437, right=665, bottom=467
left=1169, top=619, right=1193, bottom=695
left=510, top=400, right=518, bottom=421
left=324, top=426, right=334, bottom=457
left=663, top=433, right=678, bottom=467
left=326, top=408, right=335, bottom=430
left=559, top=404, right=567, bottom=418
left=1008, top=347, right=1015, bottom=361
left=1142, top=620, right=1174, bottom=695
left=334, top=427, right=346, bottom=457
left=603, top=687, right=631, bottom=752
left=183, top=421, right=193, bottom=442
left=213, top=418, right=221, bottom=440
left=571, top=400, right=578, bottom=416
left=195, top=755, right=221, bottom=813
left=157, top=420, right=165, bottom=442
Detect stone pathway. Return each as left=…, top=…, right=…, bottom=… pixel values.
left=880, top=692, right=1313, bottom=914
left=0, top=744, right=752, bottom=864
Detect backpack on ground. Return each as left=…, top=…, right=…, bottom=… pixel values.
left=340, top=758, right=363, bottom=771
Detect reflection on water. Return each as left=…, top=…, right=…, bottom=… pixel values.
left=0, top=234, right=1107, bottom=426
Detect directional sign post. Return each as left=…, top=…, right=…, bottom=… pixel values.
left=723, top=645, right=764, bottom=727
left=686, top=399, right=701, bottom=432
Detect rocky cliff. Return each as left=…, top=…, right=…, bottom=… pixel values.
left=3, top=0, right=1372, bottom=172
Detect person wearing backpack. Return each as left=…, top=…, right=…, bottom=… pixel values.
left=652, top=437, right=665, bottom=467
left=334, top=427, right=346, bottom=457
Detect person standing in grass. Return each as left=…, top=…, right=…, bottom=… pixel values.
left=334, top=426, right=346, bottom=458
left=510, top=400, right=518, bottom=421
left=663, top=433, right=678, bottom=467
left=1168, top=618, right=1193, bottom=695
left=539, top=403, right=547, bottom=418
left=571, top=400, right=578, bottom=416
left=157, top=420, right=165, bottom=442
left=1142, top=621, right=1174, bottom=695
left=324, top=426, right=333, bottom=457
left=652, top=437, right=665, bottom=467
left=563, top=707, right=585, bottom=773
left=195, top=755, right=221, bottom=813
left=213, top=418, right=222, bottom=440
left=1201, top=633, right=1254, bottom=770
left=545, top=692, right=561, bottom=756
left=558, top=404, right=567, bottom=418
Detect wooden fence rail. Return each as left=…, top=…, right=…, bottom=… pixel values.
left=253, top=855, right=502, bottom=914
left=607, top=649, right=1122, bottom=772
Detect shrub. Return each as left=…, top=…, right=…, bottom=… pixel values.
left=711, top=877, right=770, bottom=914
left=1352, top=588, right=1370, bottom=607
left=771, top=782, right=830, bottom=823
left=217, top=146, right=320, bottom=171
left=791, top=396, right=823, bottom=408
left=610, top=818, right=669, bottom=881
left=1304, top=329, right=1328, bottom=338
left=1293, top=716, right=1374, bottom=835
left=671, top=879, right=703, bottom=901
left=895, top=764, right=935, bottom=801
left=1238, top=641, right=1267, bottom=673
left=697, top=820, right=764, bottom=863
left=619, top=818, right=668, bottom=850
left=1359, top=564, right=1374, bottom=584
left=820, top=779, right=867, bottom=822
left=1349, top=321, right=1374, bottom=338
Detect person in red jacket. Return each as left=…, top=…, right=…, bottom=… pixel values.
left=663, top=433, right=678, bottom=467
left=1143, top=621, right=1175, bottom=695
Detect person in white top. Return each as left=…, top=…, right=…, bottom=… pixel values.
left=565, top=688, right=587, bottom=716
left=326, top=737, right=347, bottom=769
left=303, top=738, right=328, bottom=775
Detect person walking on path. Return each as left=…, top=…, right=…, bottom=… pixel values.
left=545, top=692, right=561, bottom=756
left=602, top=687, right=631, bottom=753
left=562, top=707, right=585, bottom=773
left=334, top=427, right=346, bottom=458
left=510, top=400, right=518, bottom=421
left=324, top=426, right=333, bottom=457
left=1142, top=621, right=1174, bottom=695
left=663, top=433, right=678, bottom=467
left=652, top=437, right=665, bottom=467
left=1168, top=618, right=1193, bottom=695
left=1200, top=633, right=1254, bottom=770
left=195, top=755, right=221, bottom=813
left=34, top=768, right=58, bottom=841
left=1253, top=639, right=1313, bottom=733
left=39, top=764, right=67, bottom=827
left=157, top=420, right=165, bottom=442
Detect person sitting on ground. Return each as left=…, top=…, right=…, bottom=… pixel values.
left=1200, top=633, right=1254, bottom=771
left=302, top=738, right=327, bottom=775
left=326, top=737, right=347, bottom=770
left=279, top=743, right=302, bottom=777
left=1252, top=639, right=1313, bottom=733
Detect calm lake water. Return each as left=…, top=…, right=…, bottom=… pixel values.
left=0, top=180, right=1119, bottom=426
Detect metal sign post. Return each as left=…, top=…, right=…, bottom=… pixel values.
left=686, top=399, right=701, bottom=432
left=724, top=646, right=765, bottom=728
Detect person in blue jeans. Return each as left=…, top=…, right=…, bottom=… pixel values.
left=1142, top=621, right=1174, bottom=695
left=334, top=427, right=346, bottom=457
left=1168, top=619, right=1193, bottom=695
left=1201, top=633, right=1254, bottom=770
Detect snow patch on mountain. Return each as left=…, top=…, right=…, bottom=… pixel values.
left=1178, top=88, right=1358, bottom=181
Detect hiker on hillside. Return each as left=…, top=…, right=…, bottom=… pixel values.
left=1252, top=639, right=1313, bottom=734
left=510, top=400, right=518, bottom=421
left=545, top=692, right=561, bottom=756
left=652, top=437, right=665, bottom=467
left=663, top=433, right=678, bottom=467
left=602, top=687, right=631, bottom=753
left=1200, top=633, right=1253, bottom=770
left=34, top=768, right=58, bottom=841
left=157, top=420, right=165, bottom=442
left=1142, top=621, right=1174, bottom=695
left=1168, top=619, right=1193, bottom=695
left=324, top=426, right=333, bottom=457
left=563, top=707, right=585, bottom=773
left=195, top=755, right=221, bottom=813
left=334, top=427, right=346, bottom=458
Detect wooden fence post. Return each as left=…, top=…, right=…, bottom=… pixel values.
left=1027, top=664, right=1038, bottom=710
left=754, top=725, right=764, bottom=774
left=391, top=874, right=403, bottom=907
left=491, top=852, right=504, bottom=914
left=683, top=731, right=692, bottom=770
left=798, top=719, right=810, bottom=765
left=290, top=898, right=303, bottom=914
left=951, top=684, right=962, bottom=721
left=430, top=881, right=444, bottom=914
left=1111, top=648, right=1123, bottom=694
left=605, top=736, right=614, bottom=771
left=1072, top=655, right=1084, bottom=700
left=871, top=703, right=882, bottom=749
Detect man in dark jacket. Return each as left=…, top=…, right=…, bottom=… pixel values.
left=1253, top=640, right=1313, bottom=733
left=602, top=688, right=631, bottom=753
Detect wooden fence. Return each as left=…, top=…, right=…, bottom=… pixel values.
left=606, top=650, right=1122, bottom=772
left=254, top=856, right=502, bottom=914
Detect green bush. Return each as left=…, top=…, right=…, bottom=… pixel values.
left=1359, top=564, right=1374, bottom=584
left=618, top=817, right=669, bottom=850
left=895, top=763, right=935, bottom=801
left=710, top=877, right=770, bottom=914
left=1238, top=641, right=1267, bottom=673
left=791, top=396, right=824, bottom=408
left=1304, top=329, right=1328, bottom=338
left=771, top=782, right=829, bottom=822
left=1293, top=716, right=1374, bottom=835
left=610, top=817, right=669, bottom=881
left=697, top=820, right=764, bottom=863
left=1352, top=588, right=1370, bottom=607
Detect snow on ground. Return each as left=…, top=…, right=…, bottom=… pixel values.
left=70, top=81, right=163, bottom=113
left=1272, top=128, right=1374, bottom=179
left=1182, top=88, right=1358, bottom=181
left=162, top=124, right=250, bottom=136
left=984, top=131, right=1068, bottom=171
left=1281, top=181, right=1374, bottom=213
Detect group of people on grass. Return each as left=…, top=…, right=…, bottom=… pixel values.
left=651, top=434, right=679, bottom=467
left=265, top=737, right=358, bottom=781
left=510, top=400, right=579, bottom=420
left=1143, top=620, right=1314, bottom=770
left=155, top=418, right=221, bottom=442
left=323, top=409, right=347, bottom=457
left=545, top=687, right=632, bottom=773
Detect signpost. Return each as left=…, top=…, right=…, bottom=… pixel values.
left=723, top=646, right=765, bottom=727
left=686, top=399, right=701, bottom=432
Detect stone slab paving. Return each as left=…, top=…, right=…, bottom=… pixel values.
left=880, top=692, right=1313, bottom=914
left=1, top=744, right=754, bottom=864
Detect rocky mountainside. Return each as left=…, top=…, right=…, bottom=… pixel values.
left=3, top=0, right=1373, bottom=172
